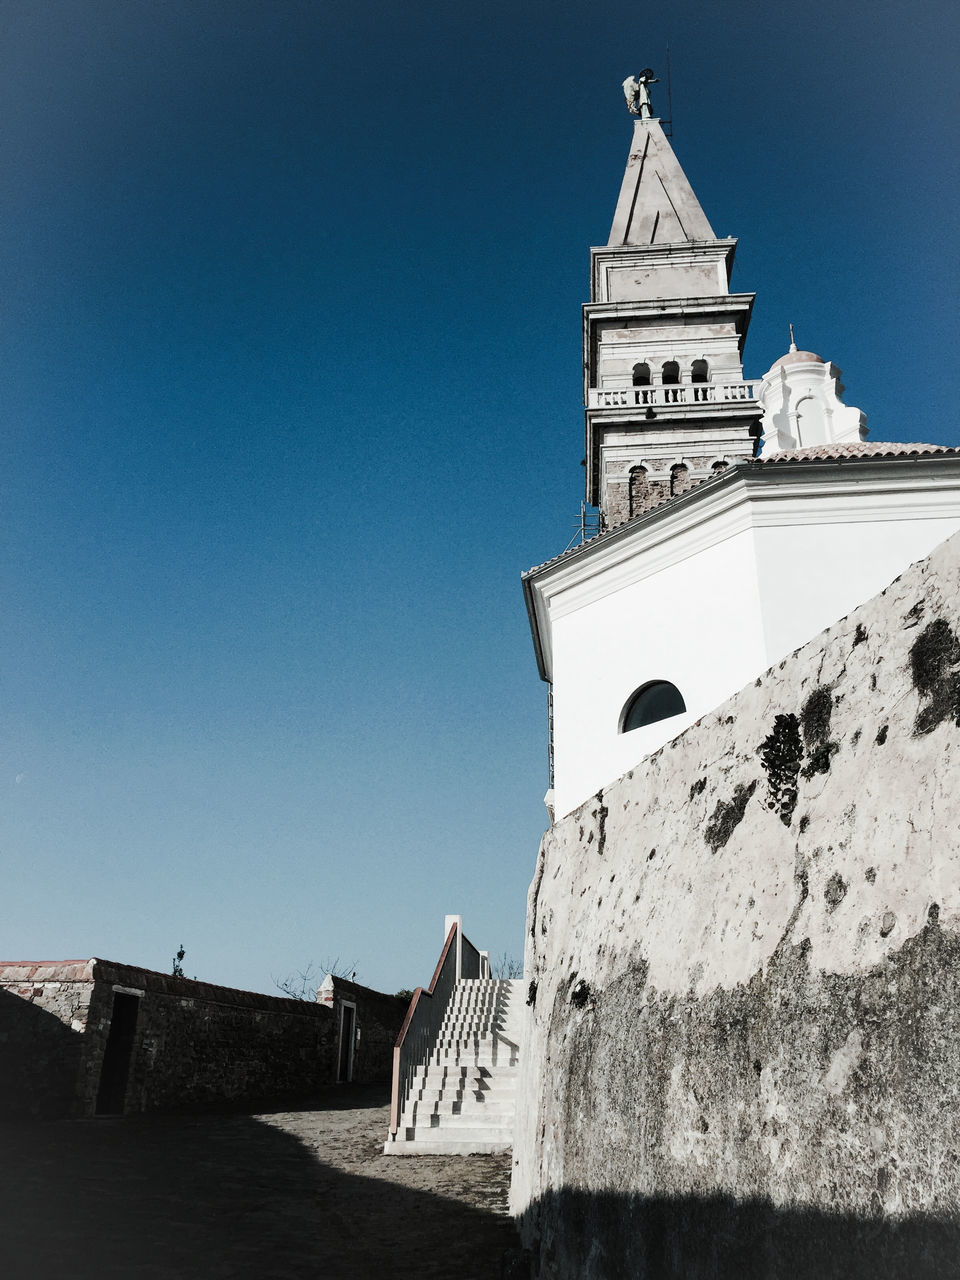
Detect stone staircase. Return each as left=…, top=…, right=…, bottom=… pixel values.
left=385, top=978, right=523, bottom=1155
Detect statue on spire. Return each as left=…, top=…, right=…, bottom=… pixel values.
left=623, top=69, right=658, bottom=119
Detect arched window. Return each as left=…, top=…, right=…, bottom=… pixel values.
left=670, top=463, right=692, bottom=497
left=629, top=466, right=649, bottom=517
left=632, top=362, right=651, bottom=387
left=619, top=681, right=687, bottom=733
left=691, top=359, right=709, bottom=383
left=661, top=361, right=680, bottom=385
left=711, top=459, right=729, bottom=474
left=629, top=466, right=668, bottom=518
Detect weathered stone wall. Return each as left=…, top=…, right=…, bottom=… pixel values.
left=512, top=530, right=960, bottom=1278
left=100, top=968, right=338, bottom=1114
left=0, top=960, right=407, bottom=1118
left=0, top=963, right=94, bottom=1118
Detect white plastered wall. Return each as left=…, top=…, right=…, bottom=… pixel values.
left=549, top=527, right=767, bottom=817
left=755, top=515, right=960, bottom=664
left=544, top=470, right=960, bottom=820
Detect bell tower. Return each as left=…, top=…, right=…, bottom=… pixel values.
left=585, top=82, right=762, bottom=528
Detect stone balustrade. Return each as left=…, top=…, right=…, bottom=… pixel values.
left=588, top=379, right=762, bottom=409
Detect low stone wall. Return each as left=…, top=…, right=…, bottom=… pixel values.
left=512, top=531, right=960, bottom=1278
left=96, top=961, right=338, bottom=1115
left=0, top=959, right=406, bottom=1118
left=0, top=962, right=95, bottom=1118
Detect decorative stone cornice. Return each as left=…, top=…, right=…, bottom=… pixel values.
left=590, top=241, right=738, bottom=302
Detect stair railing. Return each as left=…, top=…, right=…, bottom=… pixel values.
left=387, top=920, right=482, bottom=1140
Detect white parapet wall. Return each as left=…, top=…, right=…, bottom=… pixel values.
left=511, top=528, right=960, bottom=1278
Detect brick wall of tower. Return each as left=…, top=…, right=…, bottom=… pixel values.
left=601, top=451, right=751, bottom=530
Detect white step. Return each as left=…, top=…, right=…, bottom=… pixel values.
left=412, top=1063, right=515, bottom=1080
left=411, top=1091, right=516, bottom=1109
left=430, top=1099, right=516, bottom=1117
left=404, top=1124, right=513, bottom=1141
left=411, top=1087, right=517, bottom=1107
left=413, top=1075, right=517, bottom=1092
left=411, top=1079, right=517, bottom=1096
left=385, top=977, right=524, bottom=1157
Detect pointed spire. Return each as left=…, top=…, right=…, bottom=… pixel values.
left=608, top=118, right=715, bottom=247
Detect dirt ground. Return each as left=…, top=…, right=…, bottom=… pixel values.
left=0, top=1085, right=522, bottom=1280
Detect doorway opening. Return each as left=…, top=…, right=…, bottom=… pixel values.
left=95, top=991, right=140, bottom=1115
left=337, top=1001, right=357, bottom=1083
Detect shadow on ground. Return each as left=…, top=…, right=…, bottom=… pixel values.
left=0, top=1085, right=519, bottom=1280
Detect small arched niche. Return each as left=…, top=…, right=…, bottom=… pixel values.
left=794, top=395, right=826, bottom=447
left=619, top=680, right=687, bottom=733
left=632, top=362, right=652, bottom=387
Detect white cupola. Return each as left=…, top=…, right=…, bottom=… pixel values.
left=757, top=332, right=867, bottom=456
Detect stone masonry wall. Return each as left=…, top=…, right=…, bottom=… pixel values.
left=99, top=970, right=338, bottom=1115
left=0, top=963, right=95, bottom=1118
left=511, top=530, right=960, bottom=1278
left=0, top=960, right=407, bottom=1118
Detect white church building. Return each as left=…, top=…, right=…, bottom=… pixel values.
left=523, top=92, right=960, bottom=820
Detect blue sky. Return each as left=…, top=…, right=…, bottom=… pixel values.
left=0, top=0, right=956, bottom=994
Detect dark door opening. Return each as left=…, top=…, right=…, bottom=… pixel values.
left=95, top=992, right=140, bottom=1115
left=337, top=1003, right=356, bottom=1083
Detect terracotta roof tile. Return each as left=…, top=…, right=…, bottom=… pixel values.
left=762, top=441, right=960, bottom=463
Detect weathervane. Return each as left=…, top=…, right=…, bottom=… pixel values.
left=623, top=69, right=658, bottom=119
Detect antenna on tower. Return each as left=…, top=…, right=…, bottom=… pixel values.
left=564, top=501, right=601, bottom=552
left=663, top=46, right=674, bottom=137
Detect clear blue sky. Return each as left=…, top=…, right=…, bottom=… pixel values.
left=0, top=0, right=956, bottom=995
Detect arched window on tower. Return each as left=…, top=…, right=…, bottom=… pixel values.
left=711, top=460, right=729, bottom=475
left=691, top=359, right=709, bottom=383
left=632, top=362, right=651, bottom=387
left=661, top=360, right=680, bottom=403
left=619, top=681, right=687, bottom=733
left=629, top=466, right=649, bottom=518
left=629, top=466, right=668, bottom=518
left=670, top=463, right=693, bottom=498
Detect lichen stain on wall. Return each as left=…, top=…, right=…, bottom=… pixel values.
left=512, top=531, right=960, bottom=1278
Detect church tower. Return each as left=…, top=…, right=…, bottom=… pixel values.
left=585, top=92, right=761, bottom=528
left=524, top=76, right=960, bottom=821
